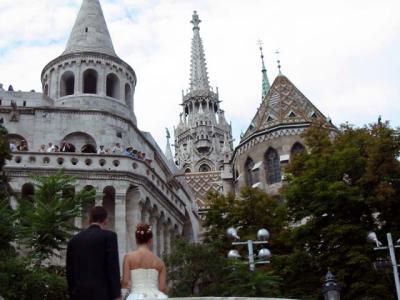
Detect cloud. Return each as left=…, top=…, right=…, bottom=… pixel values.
left=0, top=0, right=399, bottom=150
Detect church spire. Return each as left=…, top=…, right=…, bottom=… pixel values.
left=165, top=128, right=174, bottom=163
left=258, top=41, right=270, bottom=97
left=63, top=0, right=117, bottom=57
left=189, top=11, right=210, bottom=92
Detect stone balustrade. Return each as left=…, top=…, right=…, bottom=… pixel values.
left=5, top=151, right=186, bottom=215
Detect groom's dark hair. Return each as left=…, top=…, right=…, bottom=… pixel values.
left=89, top=206, right=108, bottom=223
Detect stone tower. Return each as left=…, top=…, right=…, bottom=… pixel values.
left=41, top=0, right=137, bottom=125
left=173, top=11, right=233, bottom=208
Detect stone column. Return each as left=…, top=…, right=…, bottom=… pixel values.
left=157, top=217, right=165, bottom=256
left=126, top=202, right=142, bottom=251
left=115, top=193, right=126, bottom=267
left=150, top=215, right=158, bottom=255
left=164, top=224, right=171, bottom=254
left=95, top=193, right=103, bottom=206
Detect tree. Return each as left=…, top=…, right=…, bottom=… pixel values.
left=16, top=171, right=95, bottom=265
left=165, top=188, right=284, bottom=298
left=283, top=121, right=400, bottom=299
left=0, top=123, right=14, bottom=253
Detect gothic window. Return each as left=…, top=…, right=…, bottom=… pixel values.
left=106, top=73, right=120, bottom=99
left=185, top=168, right=191, bottom=173
left=125, top=83, right=132, bottom=106
left=245, top=157, right=255, bottom=187
left=199, top=164, right=211, bottom=172
left=265, top=148, right=281, bottom=184
left=83, top=69, right=98, bottom=94
left=291, top=142, right=305, bottom=158
left=60, top=71, right=75, bottom=97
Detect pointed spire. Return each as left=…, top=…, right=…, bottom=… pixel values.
left=64, top=0, right=117, bottom=57
left=189, top=11, right=210, bottom=92
left=258, top=41, right=270, bottom=97
left=165, top=128, right=174, bottom=163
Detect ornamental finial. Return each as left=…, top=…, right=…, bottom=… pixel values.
left=191, top=11, right=201, bottom=30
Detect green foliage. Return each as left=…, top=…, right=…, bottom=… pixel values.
left=16, top=170, right=95, bottom=265
left=0, top=255, right=67, bottom=300
left=0, top=124, right=12, bottom=201
left=282, top=121, right=400, bottom=299
left=165, top=189, right=284, bottom=298
left=165, top=239, right=281, bottom=298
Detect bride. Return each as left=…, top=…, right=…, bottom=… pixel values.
left=121, top=223, right=168, bottom=299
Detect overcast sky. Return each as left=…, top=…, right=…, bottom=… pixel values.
left=0, top=0, right=399, bottom=149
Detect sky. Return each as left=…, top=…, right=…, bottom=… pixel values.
left=0, top=0, right=399, bottom=149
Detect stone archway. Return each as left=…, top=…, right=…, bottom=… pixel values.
left=62, top=131, right=97, bottom=153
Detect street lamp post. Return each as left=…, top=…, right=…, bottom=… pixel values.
left=367, top=231, right=400, bottom=300
left=321, top=269, right=341, bottom=300
left=227, top=227, right=271, bottom=271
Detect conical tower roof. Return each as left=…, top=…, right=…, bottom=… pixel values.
left=242, top=74, right=331, bottom=140
left=63, top=0, right=117, bottom=57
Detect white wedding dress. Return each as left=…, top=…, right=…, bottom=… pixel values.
left=126, top=269, right=168, bottom=299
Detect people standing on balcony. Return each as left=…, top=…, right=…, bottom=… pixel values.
left=60, top=141, right=75, bottom=153
left=112, top=143, right=122, bottom=154
left=47, top=142, right=55, bottom=152
left=98, top=145, right=106, bottom=154
left=17, top=140, right=28, bottom=151
left=9, top=142, right=16, bottom=152
left=39, top=144, right=46, bottom=152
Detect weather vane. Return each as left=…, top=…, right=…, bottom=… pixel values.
left=275, top=50, right=282, bottom=73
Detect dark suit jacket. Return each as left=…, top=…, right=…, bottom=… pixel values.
left=66, top=225, right=121, bottom=300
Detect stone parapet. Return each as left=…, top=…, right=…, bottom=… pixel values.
left=5, top=152, right=186, bottom=215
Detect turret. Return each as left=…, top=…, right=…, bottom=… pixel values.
left=40, top=0, right=137, bottom=124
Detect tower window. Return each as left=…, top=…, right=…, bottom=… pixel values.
left=106, top=73, right=120, bottom=99
left=83, top=69, right=98, bottom=94
left=85, top=27, right=88, bottom=33
left=60, top=71, right=75, bottom=97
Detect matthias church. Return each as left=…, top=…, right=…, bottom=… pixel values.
left=0, top=0, right=335, bottom=253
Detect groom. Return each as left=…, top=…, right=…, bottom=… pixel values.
left=66, top=206, right=122, bottom=300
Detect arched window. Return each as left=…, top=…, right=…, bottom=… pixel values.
left=81, top=144, right=97, bottom=153
left=125, top=83, right=132, bottom=106
left=265, top=148, right=281, bottom=184
left=44, top=84, right=49, bottom=96
left=291, top=142, right=306, bottom=157
left=60, top=71, right=75, bottom=97
left=21, top=183, right=35, bottom=202
left=63, top=132, right=96, bottom=153
left=199, top=164, right=211, bottom=172
left=184, top=168, right=191, bottom=173
left=245, top=157, right=255, bottom=186
left=106, top=73, right=120, bottom=99
left=83, top=69, right=98, bottom=94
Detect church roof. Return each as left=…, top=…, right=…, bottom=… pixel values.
left=189, top=11, right=210, bottom=92
left=242, top=74, right=330, bottom=140
left=63, top=0, right=117, bottom=57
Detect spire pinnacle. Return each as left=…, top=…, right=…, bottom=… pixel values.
left=64, top=0, right=117, bottom=57
left=189, top=11, right=210, bottom=92
left=275, top=50, right=282, bottom=75
left=258, top=40, right=271, bottom=97
left=165, top=128, right=174, bottom=163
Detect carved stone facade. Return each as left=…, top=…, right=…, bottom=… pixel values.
left=225, top=74, right=337, bottom=195
left=173, top=12, right=233, bottom=209
left=0, top=0, right=199, bottom=265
